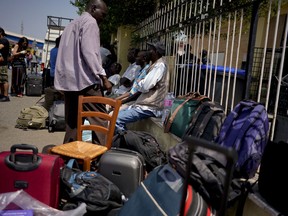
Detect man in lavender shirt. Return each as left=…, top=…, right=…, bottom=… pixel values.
left=54, top=0, right=112, bottom=145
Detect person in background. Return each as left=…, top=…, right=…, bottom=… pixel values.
left=30, top=50, right=38, bottom=72
left=0, top=27, right=11, bottom=102
left=26, top=50, right=32, bottom=69
left=100, top=46, right=111, bottom=67
left=43, top=36, right=63, bottom=112
left=106, top=62, right=122, bottom=81
left=107, top=62, right=122, bottom=85
left=113, top=48, right=141, bottom=95
left=11, top=37, right=28, bottom=97
left=106, top=62, right=122, bottom=96
left=115, top=41, right=169, bottom=133
left=54, top=0, right=112, bottom=145
left=101, top=43, right=117, bottom=77
left=49, top=35, right=61, bottom=86
left=115, top=50, right=151, bottom=108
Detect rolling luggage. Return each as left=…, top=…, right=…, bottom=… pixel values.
left=0, top=144, right=64, bottom=208
left=48, top=100, right=65, bottom=132
left=25, top=71, right=43, bottom=96
left=179, top=136, right=238, bottom=216
left=98, top=148, right=146, bottom=198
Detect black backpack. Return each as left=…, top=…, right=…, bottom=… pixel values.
left=183, top=101, right=226, bottom=141
left=60, top=159, right=123, bottom=215
left=112, top=130, right=167, bottom=172
left=168, top=141, right=242, bottom=210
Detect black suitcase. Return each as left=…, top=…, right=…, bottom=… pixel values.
left=98, top=148, right=146, bottom=198
left=26, top=72, right=43, bottom=96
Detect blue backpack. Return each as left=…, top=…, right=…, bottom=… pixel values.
left=215, top=100, right=269, bottom=179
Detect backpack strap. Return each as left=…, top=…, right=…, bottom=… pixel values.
left=184, top=102, right=223, bottom=139
left=183, top=102, right=211, bottom=138
left=164, top=97, right=192, bottom=133
left=164, top=94, right=208, bottom=133
left=182, top=101, right=204, bottom=138
left=66, top=159, right=80, bottom=169
left=195, top=104, right=223, bottom=138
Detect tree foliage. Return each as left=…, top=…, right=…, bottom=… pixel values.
left=70, top=0, right=170, bottom=44
left=70, top=0, right=280, bottom=44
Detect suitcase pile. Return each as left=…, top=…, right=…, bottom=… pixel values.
left=117, top=136, right=237, bottom=216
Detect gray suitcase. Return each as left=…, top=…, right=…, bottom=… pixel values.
left=98, top=148, right=146, bottom=198
left=26, top=72, right=43, bottom=96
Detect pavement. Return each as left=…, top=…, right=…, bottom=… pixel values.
left=0, top=68, right=65, bottom=152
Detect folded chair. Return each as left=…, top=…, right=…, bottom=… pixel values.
left=50, top=95, right=122, bottom=171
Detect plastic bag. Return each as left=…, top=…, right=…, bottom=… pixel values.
left=0, top=190, right=86, bottom=216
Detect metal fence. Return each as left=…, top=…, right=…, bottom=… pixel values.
left=133, top=0, right=288, bottom=141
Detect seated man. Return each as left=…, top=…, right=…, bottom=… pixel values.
left=115, top=41, right=169, bottom=133
left=116, top=50, right=151, bottom=109
left=113, top=48, right=141, bottom=95
left=105, top=62, right=122, bottom=96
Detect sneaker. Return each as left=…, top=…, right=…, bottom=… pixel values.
left=0, top=96, right=10, bottom=102
left=0, top=94, right=4, bottom=99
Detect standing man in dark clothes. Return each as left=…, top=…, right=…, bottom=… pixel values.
left=49, top=35, right=61, bottom=86
left=54, top=0, right=112, bottom=145
left=0, top=27, right=10, bottom=102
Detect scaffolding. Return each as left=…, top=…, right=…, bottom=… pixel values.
left=42, top=16, right=73, bottom=68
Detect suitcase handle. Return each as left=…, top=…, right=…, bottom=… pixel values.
left=180, top=136, right=237, bottom=216
left=5, top=144, right=42, bottom=171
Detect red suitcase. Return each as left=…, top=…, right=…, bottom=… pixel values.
left=0, top=144, right=64, bottom=208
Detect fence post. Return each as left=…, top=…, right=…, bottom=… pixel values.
left=244, top=0, right=261, bottom=99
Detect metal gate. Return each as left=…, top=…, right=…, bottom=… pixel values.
left=133, top=0, right=288, bottom=142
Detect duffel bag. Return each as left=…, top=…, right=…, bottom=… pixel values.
left=163, top=92, right=210, bottom=139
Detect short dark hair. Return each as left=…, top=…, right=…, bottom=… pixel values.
left=86, top=0, right=104, bottom=11
left=114, top=62, right=122, bottom=73
left=129, top=48, right=140, bottom=56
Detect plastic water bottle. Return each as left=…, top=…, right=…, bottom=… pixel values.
left=162, top=92, right=175, bottom=123
left=82, top=119, right=92, bottom=142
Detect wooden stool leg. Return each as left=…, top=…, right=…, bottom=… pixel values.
left=83, top=156, right=91, bottom=171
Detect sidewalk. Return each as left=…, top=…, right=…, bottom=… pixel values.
left=0, top=69, right=64, bottom=152
left=0, top=94, right=65, bottom=152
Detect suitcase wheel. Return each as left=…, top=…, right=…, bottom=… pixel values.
left=48, top=125, right=54, bottom=133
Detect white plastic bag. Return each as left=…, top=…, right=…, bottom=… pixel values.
left=0, top=190, right=86, bottom=216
